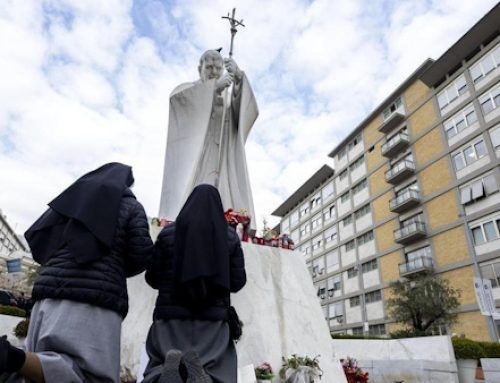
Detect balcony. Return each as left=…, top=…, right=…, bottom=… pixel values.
left=385, top=160, right=415, bottom=184
left=378, top=112, right=405, bottom=134
left=390, top=190, right=421, bottom=213
left=382, top=132, right=410, bottom=157
left=394, top=222, right=427, bottom=244
left=399, top=256, right=434, bottom=277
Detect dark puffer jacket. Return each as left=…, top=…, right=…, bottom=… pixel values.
left=146, top=223, right=246, bottom=321
left=32, top=189, right=153, bottom=318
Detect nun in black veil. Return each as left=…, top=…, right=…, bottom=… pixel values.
left=142, top=184, right=246, bottom=383
left=0, top=162, right=153, bottom=383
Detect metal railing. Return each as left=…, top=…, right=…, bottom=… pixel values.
left=390, top=189, right=420, bottom=211
left=399, top=255, right=433, bottom=275
left=394, top=221, right=426, bottom=242
left=382, top=132, right=409, bottom=155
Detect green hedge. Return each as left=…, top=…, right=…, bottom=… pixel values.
left=479, top=341, right=500, bottom=358
left=389, top=329, right=434, bottom=339
left=0, top=305, right=26, bottom=317
left=452, top=337, right=486, bottom=360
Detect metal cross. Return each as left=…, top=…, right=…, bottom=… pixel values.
left=221, top=8, right=245, bottom=58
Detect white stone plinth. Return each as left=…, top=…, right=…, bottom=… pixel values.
left=121, top=243, right=346, bottom=382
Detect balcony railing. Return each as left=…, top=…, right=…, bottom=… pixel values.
left=378, top=111, right=405, bottom=133
left=390, top=189, right=421, bottom=213
left=382, top=132, right=410, bottom=157
left=399, top=256, right=434, bottom=277
left=385, top=160, right=416, bottom=184
left=394, top=222, right=427, bottom=244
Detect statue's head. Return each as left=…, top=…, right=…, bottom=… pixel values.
left=198, top=50, right=224, bottom=81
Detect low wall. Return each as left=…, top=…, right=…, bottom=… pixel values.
left=333, top=335, right=459, bottom=383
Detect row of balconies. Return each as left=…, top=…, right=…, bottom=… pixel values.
left=379, top=107, right=434, bottom=279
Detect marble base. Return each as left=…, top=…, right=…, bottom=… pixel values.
left=121, top=242, right=346, bottom=382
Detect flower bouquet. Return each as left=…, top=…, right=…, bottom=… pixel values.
left=280, top=354, right=323, bottom=383
left=224, top=208, right=251, bottom=241
left=255, top=362, right=275, bottom=382
left=341, top=357, right=369, bottom=382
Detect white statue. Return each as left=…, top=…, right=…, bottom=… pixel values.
left=159, top=49, right=258, bottom=228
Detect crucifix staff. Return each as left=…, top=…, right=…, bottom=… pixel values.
left=221, top=8, right=245, bottom=58
left=215, top=8, right=245, bottom=188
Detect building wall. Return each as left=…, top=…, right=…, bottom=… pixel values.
left=276, top=29, right=500, bottom=339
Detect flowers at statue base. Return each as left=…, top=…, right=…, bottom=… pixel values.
left=255, top=362, right=275, bottom=380
left=341, top=357, right=369, bottom=382
left=224, top=209, right=251, bottom=242
left=150, top=217, right=173, bottom=227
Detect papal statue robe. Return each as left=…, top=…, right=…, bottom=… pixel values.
left=159, top=74, right=258, bottom=229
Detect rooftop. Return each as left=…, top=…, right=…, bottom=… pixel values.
left=421, top=3, right=500, bottom=88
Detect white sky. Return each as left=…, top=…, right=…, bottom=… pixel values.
left=0, top=0, right=498, bottom=234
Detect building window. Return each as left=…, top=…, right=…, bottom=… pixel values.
left=383, top=97, right=403, bottom=120
left=347, top=267, right=358, bottom=278
left=354, top=204, right=371, bottom=220
left=357, top=231, right=374, bottom=246
left=316, top=281, right=326, bottom=299
left=365, top=290, right=382, bottom=303
left=437, top=74, right=467, bottom=111
left=368, top=324, right=386, bottom=336
left=443, top=103, right=477, bottom=139
left=490, top=124, right=500, bottom=150
left=479, top=83, right=500, bottom=115
left=312, top=235, right=323, bottom=252
left=312, top=256, right=325, bottom=277
left=311, top=214, right=322, bottom=231
left=406, top=246, right=432, bottom=262
left=361, top=259, right=378, bottom=273
left=290, top=210, right=299, bottom=226
left=453, top=138, right=488, bottom=171
left=324, top=226, right=338, bottom=245
left=340, top=192, right=350, bottom=203
left=310, top=193, right=321, bottom=210
left=343, top=215, right=353, bottom=226
left=349, top=296, right=361, bottom=307
left=326, top=251, right=339, bottom=273
left=291, top=229, right=299, bottom=243
left=328, top=275, right=341, bottom=295
left=470, top=43, right=500, bottom=84
left=345, top=239, right=356, bottom=252
left=300, top=243, right=310, bottom=257
left=471, top=217, right=500, bottom=245
left=348, top=134, right=362, bottom=150
left=480, top=261, right=500, bottom=288
left=349, top=156, right=365, bottom=171
left=300, top=201, right=311, bottom=217
left=323, top=204, right=336, bottom=222
left=281, top=217, right=290, bottom=234
left=460, top=173, right=499, bottom=204
left=300, top=222, right=311, bottom=237
left=401, top=212, right=424, bottom=227
left=329, top=302, right=344, bottom=321
left=322, top=182, right=334, bottom=201
left=352, top=179, right=368, bottom=195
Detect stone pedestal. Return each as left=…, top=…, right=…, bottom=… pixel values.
left=121, top=242, right=346, bottom=382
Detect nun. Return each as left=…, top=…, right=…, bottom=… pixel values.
left=0, top=162, right=154, bottom=383
left=142, top=184, right=246, bottom=383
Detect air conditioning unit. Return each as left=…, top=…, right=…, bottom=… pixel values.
left=328, top=289, right=334, bottom=297
left=336, top=316, right=344, bottom=324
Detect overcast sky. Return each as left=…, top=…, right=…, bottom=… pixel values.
left=0, top=0, right=498, bottom=234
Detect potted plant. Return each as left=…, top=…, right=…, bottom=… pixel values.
left=279, top=354, right=323, bottom=382
left=479, top=341, right=500, bottom=383
left=452, top=337, right=485, bottom=383
left=341, top=357, right=369, bottom=383
left=255, top=362, right=275, bottom=382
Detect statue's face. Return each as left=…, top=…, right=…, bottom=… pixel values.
left=199, top=53, right=223, bottom=81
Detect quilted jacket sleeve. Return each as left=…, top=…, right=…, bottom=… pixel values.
left=229, top=229, right=246, bottom=293
left=123, top=200, right=154, bottom=277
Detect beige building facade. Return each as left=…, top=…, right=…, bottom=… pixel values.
left=272, top=4, right=500, bottom=341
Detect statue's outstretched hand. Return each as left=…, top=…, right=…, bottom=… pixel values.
left=224, top=58, right=243, bottom=82
left=216, top=72, right=233, bottom=94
